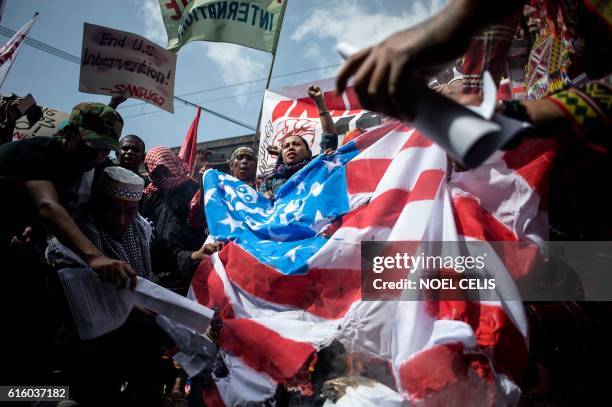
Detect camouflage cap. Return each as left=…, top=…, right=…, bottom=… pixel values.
left=69, top=102, right=123, bottom=151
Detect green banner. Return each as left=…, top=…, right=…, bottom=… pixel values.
left=159, top=0, right=287, bottom=53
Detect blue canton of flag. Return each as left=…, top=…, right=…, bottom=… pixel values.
left=203, top=141, right=361, bottom=275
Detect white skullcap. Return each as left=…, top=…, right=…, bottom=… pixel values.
left=97, top=166, right=145, bottom=202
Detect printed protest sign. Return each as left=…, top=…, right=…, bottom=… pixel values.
left=12, top=106, right=69, bottom=140
left=78, top=23, right=176, bottom=113
left=256, top=77, right=382, bottom=176
left=159, top=0, right=287, bottom=53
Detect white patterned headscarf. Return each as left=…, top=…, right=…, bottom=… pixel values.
left=45, top=214, right=153, bottom=281
left=80, top=214, right=152, bottom=279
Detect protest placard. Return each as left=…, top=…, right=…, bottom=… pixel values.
left=12, top=106, right=69, bottom=140
left=78, top=22, right=176, bottom=113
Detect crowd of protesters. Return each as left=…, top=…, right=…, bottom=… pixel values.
left=0, top=80, right=337, bottom=405
left=0, top=0, right=610, bottom=405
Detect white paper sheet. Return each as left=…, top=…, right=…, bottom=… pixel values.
left=58, top=267, right=214, bottom=340
left=406, top=72, right=531, bottom=168
left=58, top=267, right=134, bottom=339
left=156, top=315, right=217, bottom=377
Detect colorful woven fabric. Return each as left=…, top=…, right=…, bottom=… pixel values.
left=144, top=146, right=191, bottom=195
left=524, top=0, right=580, bottom=98
left=461, top=21, right=518, bottom=94
left=461, top=0, right=610, bottom=99
left=525, top=34, right=573, bottom=99
left=548, top=73, right=612, bottom=132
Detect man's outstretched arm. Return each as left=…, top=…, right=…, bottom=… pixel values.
left=25, top=180, right=137, bottom=289
left=336, top=0, right=524, bottom=119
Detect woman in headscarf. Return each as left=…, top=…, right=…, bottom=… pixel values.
left=259, top=133, right=314, bottom=198
left=140, top=146, right=208, bottom=294
left=259, top=85, right=339, bottom=198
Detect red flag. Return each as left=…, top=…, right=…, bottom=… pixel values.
left=178, top=107, right=201, bottom=175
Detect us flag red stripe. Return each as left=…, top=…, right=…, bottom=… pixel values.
left=191, top=118, right=556, bottom=404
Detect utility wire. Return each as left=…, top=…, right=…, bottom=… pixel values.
left=0, top=24, right=340, bottom=106
left=122, top=89, right=264, bottom=119
left=0, top=24, right=255, bottom=130
left=164, top=63, right=340, bottom=98
left=175, top=96, right=256, bottom=130
left=0, top=25, right=340, bottom=131
left=119, top=62, right=340, bottom=109
left=0, top=26, right=80, bottom=64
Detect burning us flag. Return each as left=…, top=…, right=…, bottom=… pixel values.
left=190, top=119, right=557, bottom=405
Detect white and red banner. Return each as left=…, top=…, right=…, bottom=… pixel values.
left=256, top=77, right=382, bottom=176
left=78, top=23, right=177, bottom=113
left=0, top=13, right=37, bottom=86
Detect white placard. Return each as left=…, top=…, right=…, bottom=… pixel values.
left=78, top=22, right=176, bottom=113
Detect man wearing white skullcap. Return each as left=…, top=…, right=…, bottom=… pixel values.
left=78, top=166, right=152, bottom=279
left=45, top=166, right=174, bottom=404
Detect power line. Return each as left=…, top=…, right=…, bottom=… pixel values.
left=0, top=25, right=80, bottom=64
left=118, top=62, right=341, bottom=109
left=175, top=63, right=340, bottom=98
left=122, top=89, right=265, bottom=119
left=121, top=91, right=260, bottom=130
left=0, top=25, right=340, bottom=131
left=0, top=24, right=255, bottom=130
left=191, top=89, right=264, bottom=105
left=0, top=24, right=340, bottom=108
left=174, top=96, right=256, bottom=130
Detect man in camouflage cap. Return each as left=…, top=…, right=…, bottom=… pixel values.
left=0, top=101, right=137, bottom=383
left=67, top=102, right=123, bottom=151
left=0, top=101, right=136, bottom=283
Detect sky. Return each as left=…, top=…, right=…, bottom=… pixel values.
left=1, top=0, right=446, bottom=151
